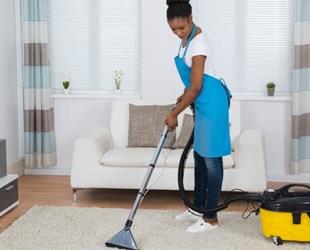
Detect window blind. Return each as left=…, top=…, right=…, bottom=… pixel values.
left=47, top=0, right=139, bottom=92
left=193, top=0, right=294, bottom=94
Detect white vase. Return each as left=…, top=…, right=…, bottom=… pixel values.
left=64, top=88, right=70, bottom=95
left=115, top=89, right=121, bottom=95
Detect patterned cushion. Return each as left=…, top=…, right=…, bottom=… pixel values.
left=173, top=114, right=194, bottom=148
left=128, top=104, right=176, bottom=148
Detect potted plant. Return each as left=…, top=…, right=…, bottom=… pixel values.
left=63, top=80, right=70, bottom=95
left=266, top=82, right=275, bottom=96
left=113, top=70, right=123, bottom=94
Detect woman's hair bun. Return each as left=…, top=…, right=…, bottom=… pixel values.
left=166, top=0, right=190, bottom=7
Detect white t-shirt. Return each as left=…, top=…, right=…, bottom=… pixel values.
left=178, top=32, right=218, bottom=79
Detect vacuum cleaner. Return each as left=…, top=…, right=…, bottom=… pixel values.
left=106, top=104, right=310, bottom=249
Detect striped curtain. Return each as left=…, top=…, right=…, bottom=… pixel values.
left=290, top=0, right=310, bottom=174
left=22, top=0, right=57, bottom=168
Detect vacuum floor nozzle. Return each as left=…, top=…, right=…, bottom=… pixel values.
left=105, top=228, right=139, bottom=250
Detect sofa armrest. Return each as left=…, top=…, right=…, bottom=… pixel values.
left=233, top=129, right=267, bottom=188
left=72, top=126, right=113, bottom=169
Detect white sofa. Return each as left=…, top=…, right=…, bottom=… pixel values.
left=71, top=98, right=267, bottom=202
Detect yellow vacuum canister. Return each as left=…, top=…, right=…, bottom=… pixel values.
left=259, top=195, right=310, bottom=245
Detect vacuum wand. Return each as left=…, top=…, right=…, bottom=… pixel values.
left=106, top=125, right=169, bottom=250
left=127, top=125, right=169, bottom=225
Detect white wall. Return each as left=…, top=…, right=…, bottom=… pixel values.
left=140, top=0, right=184, bottom=100
left=241, top=99, right=292, bottom=181
left=53, top=98, right=113, bottom=174
left=24, top=0, right=309, bottom=182
left=0, top=0, right=19, bottom=166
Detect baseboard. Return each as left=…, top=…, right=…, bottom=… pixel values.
left=268, top=173, right=310, bottom=184
left=7, top=158, right=24, bottom=177
left=24, top=168, right=71, bottom=176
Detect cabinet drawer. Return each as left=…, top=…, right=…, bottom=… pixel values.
left=0, top=179, right=18, bottom=212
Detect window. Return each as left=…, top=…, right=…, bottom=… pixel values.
left=47, top=0, right=139, bottom=92
left=193, top=0, right=294, bottom=94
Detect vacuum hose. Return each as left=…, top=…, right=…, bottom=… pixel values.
left=177, top=103, right=262, bottom=214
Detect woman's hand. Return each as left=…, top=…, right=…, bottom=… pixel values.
left=165, top=112, right=178, bottom=131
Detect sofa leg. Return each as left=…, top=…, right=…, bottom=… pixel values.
left=72, top=189, right=78, bottom=203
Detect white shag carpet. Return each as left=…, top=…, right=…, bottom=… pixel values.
left=0, top=206, right=309, bottom=250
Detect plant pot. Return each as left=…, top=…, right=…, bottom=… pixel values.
left=115, top=89, right=121, bottom=95
left=64, top=88, right=70, bottom=95
left=267, top=87, right=275, bottom=96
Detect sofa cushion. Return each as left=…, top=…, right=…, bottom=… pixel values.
left=165, top=149, right=234, bottom=169
left=173, top=114, right=193, bottom=148
left=100, top=147, right=170, bottom=167
left=128, top=104, right=176, bottom=148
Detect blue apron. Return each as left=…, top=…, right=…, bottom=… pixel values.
left=174, top=25, right=231, bottom=157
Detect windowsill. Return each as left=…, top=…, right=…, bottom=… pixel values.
left=52, top=91, right=291, bottom=102
left=232, top=95, right=291, bottom=102
left=52, top=91, right=142, bottom=99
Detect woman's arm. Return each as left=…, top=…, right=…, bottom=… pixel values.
left=177, top=88, right=187, bottom=103
left=165, top=55, right=206, bottom=130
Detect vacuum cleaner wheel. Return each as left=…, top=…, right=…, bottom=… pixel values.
left=272, top=236, right=283, bottom=246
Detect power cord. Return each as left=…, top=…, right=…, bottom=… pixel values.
left=229, top=189, right=259, bottom=219
left=184, top=188, right=260, bottom=219
left=144, top=149, right=170, bottom=196
left=144, top=164, right=167, bottom=196
left=242, top=201, right=259, bottom=219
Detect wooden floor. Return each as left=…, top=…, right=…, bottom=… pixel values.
left=0, top=176, right=287, bottom=232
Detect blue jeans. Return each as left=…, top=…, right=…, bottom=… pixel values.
left=193, top=151, right=224, bottom=219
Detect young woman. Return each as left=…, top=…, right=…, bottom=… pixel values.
left=164, top=0, right=232, bottom=233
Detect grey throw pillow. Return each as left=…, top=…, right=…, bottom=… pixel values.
left=173, top=114, right=194, bottom=148
left=128, top=103, right=176, bottom=148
